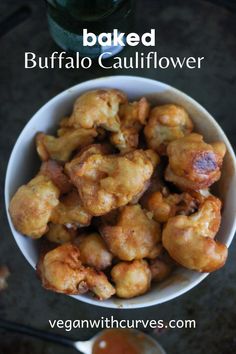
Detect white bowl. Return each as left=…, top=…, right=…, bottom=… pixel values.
left=5, top=76, right=236, bottom=309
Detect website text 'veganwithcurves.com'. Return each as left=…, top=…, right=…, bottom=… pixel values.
left=49, top=317, right=196, bottom=332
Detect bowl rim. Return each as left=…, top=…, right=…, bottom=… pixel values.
left=4, top=75, right=236, bottom=309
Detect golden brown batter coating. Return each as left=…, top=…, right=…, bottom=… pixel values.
left=140, top=167, right=166, bottom=208
left=143, top=149, right=160, bottom=168
left=162, top=196, right=227, bottom=272
left=37, top=243, right=86, bottom=294
left=128, top=150, right=160, bottom=205
left=72, top=143, right=113, bottom=163
left=149, top=258, right=173, bottom=282
left=100, top=204, right=161, bottom=261
left=65, top=149, right=154, bottom=216
left=9, top=88, right=229, bottom=300
left=50, top=189, right=92, bottom=228
left=9, top=175, right=59, bottom=239
left=84, top=267, right=116, bottom=300
left=75, top=232, right=113, bottom=270
left=120, top=97, right=150, bottom=126
left=111, top=260, right=151, bottom=298
left=146, top=189, right=199, bottom=223
left=37, top=243, right=115, bottom=299
left=144, top=104, right=193, bottom=154
left=165, top=133, right=226, bottom=190
left=40, top=160, right=72, bottom=194
left=36, top=128, right=97, bottom=162
left=110, top=97, right=150, bottom=153
left=65, top=89, right=127, bottom=132
left=45, top=223, right=76, bottom=244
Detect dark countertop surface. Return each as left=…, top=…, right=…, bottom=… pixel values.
left=0, top=1, right=236, bottom=353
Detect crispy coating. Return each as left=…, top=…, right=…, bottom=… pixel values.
left=40, top=160, right=72, bottom=194
left=50, top=189, right=92, bottom=228
left=66, top=149, right=154, bottom=216
left=37, top=243, right=115, bottom=299
left=45, top=223, right=76, bottom=244
left=36, top=128, right=97, bottom=162
left=128, top=150, right=160, bottom=205
left=84, top=267, right=116, bottom=300
left=9, top=175, right=59, bottom=239
left=111, top=260, right=151, bottom=298
left=9, top=89, right=229, bottom=300
left=140, top=167, right=166, bottom=208
left=100, top=204, right=161, bottom=261
left=143, top=149, right=160, bottom=168
left=165, top=133, right=226, bottom=190
left=37, top=243, right=86, bottom=294
left=77, top=143, right=113, bottom=158
left=57, top=116, right=70, bottom=134
left=110, top=128, right=138, bottom=154
left=144, top=104, right=193, bottom=154
left=65, top=89, right=127, bottom=132
left=75, top=233, right=113, bottom=270
left=149, top=258, right=173, bottom=282
left=146, top=189, right=199, bottom=223
left=119, top=97, right=150, bottom=126
left=110, top=98, right=150, bottom=153
left=162, top=196, right=227, bottom=272
left=129, top=179, right=151, bottom=205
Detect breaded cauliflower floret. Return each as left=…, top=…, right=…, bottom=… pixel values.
left=50, top=189, right=92, bottom=228
left=100, top=204, right=161, bottom=261
left=36, top=128, right=97, bottom=162
left=149, top=258, right=173, bottom=282
left=128, top=150, right=160, bottom=205
left=9, top=175, right=59, bottom=239
left=165, top=133, right=226, bottom=190
left=85, top=267, right=116, bottom=300
left=45, top=223, right=76, bottom=244
left=75, top=232, right=113, bottom=270
left=110, top=97, right=150, bottom=153
left=37, top=243, right=115, bottom=300
left=40, top=160, right=72, bottom=194
left=144, top=104, right=193, bottom=154
left=111, top=260, right=151, bottom=299
left=37, top=243, right=85, bottom=294
left=65, top=89, right=127, bottom=132
left=162, top=196, right=227, bottom=272
left=146, top=189, right=199, bottom=223
left=65, top=148, right=154, bottom=216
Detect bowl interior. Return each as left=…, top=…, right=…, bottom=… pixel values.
left=5, top=76, right=236, bottom=309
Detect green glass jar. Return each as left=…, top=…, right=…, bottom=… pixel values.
left=46, top=0, right=134, bottom=58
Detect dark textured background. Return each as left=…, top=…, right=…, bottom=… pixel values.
left=0, top=0, right=236, bottom=353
